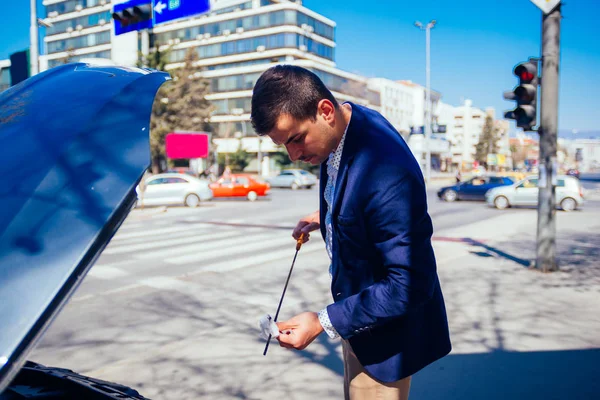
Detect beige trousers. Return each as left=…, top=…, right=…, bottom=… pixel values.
left=342, top=340, right=411, bottom=400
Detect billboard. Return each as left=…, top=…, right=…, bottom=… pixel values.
left=165, top=132, right=210, bottom=159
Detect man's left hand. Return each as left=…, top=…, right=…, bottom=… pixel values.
left=276, top=312, right=324, bottom=350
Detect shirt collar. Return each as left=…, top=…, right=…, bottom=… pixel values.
left=327, top=104, right=352, bottom=172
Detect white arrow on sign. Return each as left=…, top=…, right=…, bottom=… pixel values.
left=530, top=0, right=561, bottom=14
left=154, top=0, right=167, bottom=14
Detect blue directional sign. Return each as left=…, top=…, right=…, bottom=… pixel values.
left=113, top=0, right=153, bottom=36
left=152, top=0, right=211, bottom=26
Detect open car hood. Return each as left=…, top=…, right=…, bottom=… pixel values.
left=0, top=63, right=169, bottom=392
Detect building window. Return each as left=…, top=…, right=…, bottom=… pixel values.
left=155, top=10, right=335, bottom=46
left=211, top=98, right=252, bottom=115
left=46, top=11, right=111, bottom=35
left=47, top=50, right=111, bottom=68
left=47, top=0, right=103, bottom=15
left=47, top=31, right=111, bottom=53
left=168, top=33, right=333, bottom=63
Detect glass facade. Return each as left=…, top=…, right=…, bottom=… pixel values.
left=0, top=68, right=10, bottom=92
left=210, top=121, right=255, bottom=137
left=211, top=98, right=252, bottom=115
left=47, top=50, right=111, bottom=68
left=205, top=58, right=284, bottom=71
left=47, top=0, right=105, bottom=15
left=210, top=72, right=262, bottom=92
left=46, top=11, right=111, bottom=35
left=214, top=1, right=253, bottom=15
left=168, top=33, right=333, bottom=63
left=154, top=10, right=334, bottom=45
left=47, top=31, right=111, bottom=54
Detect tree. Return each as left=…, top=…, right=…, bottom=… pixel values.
left=271, top=147, right=320, bottom=175
left=146, top=48, right=213, bottom=173
left=475, top=115, right=500, bottom=167
left=228, top=145, right=251, bottom=172
left=510, top=142, right=529, bottom=168
left=137, top=45, right=172, bottom=72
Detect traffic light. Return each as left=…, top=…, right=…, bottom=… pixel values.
left=113, top=4, right=151, bottom=26
left=112, top=1, right=153, bottom=36
left=504, top=60, right=539, bottom=131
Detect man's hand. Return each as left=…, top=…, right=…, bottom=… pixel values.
left=293, top=210, right=320, bottom=243
left=276, top=312, right=324, bottom=350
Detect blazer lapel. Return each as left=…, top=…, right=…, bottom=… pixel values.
left=331, top=103, right=361, bottom=218
left=319, top=161, right=327, bottom=239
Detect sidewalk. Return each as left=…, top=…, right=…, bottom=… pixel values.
left=78, top=207, right=600, bottom=399
left=416, top=206, right=600, bottom=399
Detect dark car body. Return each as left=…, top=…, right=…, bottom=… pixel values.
left=437, top=176, right=515, bottom=201
left=566, top=169, right=580, bottom=179
left=0, top=63, right=168, bottom=398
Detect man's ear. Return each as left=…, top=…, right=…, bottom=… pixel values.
left=317, top=99, right=335, bottom=125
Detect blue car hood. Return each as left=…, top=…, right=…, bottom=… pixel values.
left=0, top=63, right=170, bottom=391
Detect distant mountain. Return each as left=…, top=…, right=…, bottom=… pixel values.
left=558, top=130, right=600, bottom=139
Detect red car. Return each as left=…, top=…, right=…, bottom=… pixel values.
left=209, top=173, right=270, bottom=201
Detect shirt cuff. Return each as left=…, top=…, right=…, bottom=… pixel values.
left=318, top=307, right=340, bottom=339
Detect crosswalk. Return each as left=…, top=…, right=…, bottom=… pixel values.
left=79, top=208, right=325, bottom=300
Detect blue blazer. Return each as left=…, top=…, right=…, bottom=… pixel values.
left=320, top=103, right=451, bottom=383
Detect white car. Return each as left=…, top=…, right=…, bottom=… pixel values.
left=266, top=169, right=318, bottom=190
left=485, top=175, right=584, bottom=211
left=136, top=173, right=213, bottom=207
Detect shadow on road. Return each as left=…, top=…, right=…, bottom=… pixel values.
left=412, top=348, right=600, bottom=400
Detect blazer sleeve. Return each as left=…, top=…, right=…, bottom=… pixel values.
left=327, top=163, right=437, bottom=339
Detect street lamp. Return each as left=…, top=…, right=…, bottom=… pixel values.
left=414, top=19, right=436, bottom=184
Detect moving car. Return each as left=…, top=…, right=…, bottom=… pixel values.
left=566, top=169, right=580, bottom=179
left=136, top=172, right=213, bottom=207
left=209, top=174, right=270, bottom=201
left=266, top=169, right=317, bottom=190
left=438, top=176, right=515, bottom=202
left=0, top=63, right=167, bottom=398
left=486, top=175, right=584, bottom=211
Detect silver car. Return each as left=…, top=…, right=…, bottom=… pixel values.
left=267, top=169, right=318, bottom=190
left=485, top=175, right=584, bottom=211
left=136, top=173, right=213, bottom=207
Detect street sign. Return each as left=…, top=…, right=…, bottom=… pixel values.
left=113, top=0, right=153, bottom=36
left=153, top=0, right=211, bottom=26
left=530, top=0, right=560, bottom=14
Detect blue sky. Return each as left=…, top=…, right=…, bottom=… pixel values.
left=1, top=0, right=599, bottom=132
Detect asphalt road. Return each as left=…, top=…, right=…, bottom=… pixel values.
left=27, top=185, right=599, bottom=399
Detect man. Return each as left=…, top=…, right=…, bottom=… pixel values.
left=251, top=65, right=451, bottom=399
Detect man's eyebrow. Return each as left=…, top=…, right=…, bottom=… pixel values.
left=284, top=132, right=301, bottom=145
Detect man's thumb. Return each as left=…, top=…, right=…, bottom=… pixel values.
left=276, top=321, right=294, bottom=331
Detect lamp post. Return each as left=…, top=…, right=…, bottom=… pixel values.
left=414, top=19, right=436, bottom=184
left=30, top=0, right=39, bottom=75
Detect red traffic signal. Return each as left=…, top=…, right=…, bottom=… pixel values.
left=503, top=60, right=539, bottom=131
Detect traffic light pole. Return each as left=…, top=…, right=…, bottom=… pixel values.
left=536, top=5, right=561, bottom=272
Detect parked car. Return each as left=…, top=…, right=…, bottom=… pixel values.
left=136, top=173, right=213, bottom=207
left=209, top=174, right=270, bottom=201
left=438, top=176, right=515, bottom=202
left=485, top=175, right=584, bottom=211
left=266, top=169, right=317, bottom=190
left=0, top=63, right=168, bottom=397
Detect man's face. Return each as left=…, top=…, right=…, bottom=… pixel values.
left=267, top=100, right=339, bottom=165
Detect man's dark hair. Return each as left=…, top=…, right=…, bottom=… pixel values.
left=251, top=65, right=339, bottom=136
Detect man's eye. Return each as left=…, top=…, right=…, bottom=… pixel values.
left=294, top=135, right=304, bottom=143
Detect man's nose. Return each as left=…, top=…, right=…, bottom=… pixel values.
left=286, top=145, right=302, bottom=162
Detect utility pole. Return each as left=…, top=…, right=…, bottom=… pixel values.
left=536, top=5, right=561, bottom=272
left=30, top=0, right=39, bottom=75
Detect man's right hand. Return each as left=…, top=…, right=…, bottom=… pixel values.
left=293, top=210, right=320, bottom=243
